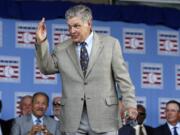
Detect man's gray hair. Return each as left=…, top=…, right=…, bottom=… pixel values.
left=65, top=5, right=93, bottom=22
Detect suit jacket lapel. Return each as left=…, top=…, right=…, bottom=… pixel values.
left=43, top=116, right=48, bottom=126
left=86, top=33, right=104, bottom=77
left=66, top=43, right=84, bottom=78
left=165, top=123, right=172, bottom=135
left=26, top=115, right=33, bottom=133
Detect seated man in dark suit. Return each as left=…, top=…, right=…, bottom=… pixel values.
left=11, top=92, right=61, bottom=135
left=133, top=104, right=154, bottom=135
left=154, top=100, right=180, bottom=135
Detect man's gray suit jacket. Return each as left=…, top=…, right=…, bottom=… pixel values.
left=35, top=32, right=137, bottom=133
left=11, top=114, right=60, bottom=135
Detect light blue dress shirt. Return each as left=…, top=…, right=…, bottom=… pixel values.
left=168, top=122, right=180, bottom=135
left=32, top=114, right=44, bottom=125
left=76, top=32, right=93, bottom=61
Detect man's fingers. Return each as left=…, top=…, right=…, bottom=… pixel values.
left=36, top=17, right=47, bottom=43
left=40, top=17, right=46, bottom=31
left=38, top=18, right=45, bottom=31
left=129, top=111, right=138, bottom=119
left=125, top=107, right=138, bottom=120
left=42, top=17, right=45, bottom=23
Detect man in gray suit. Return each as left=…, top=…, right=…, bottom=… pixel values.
left=35, top=4, right=137, bottom=135
left=11, top=92, right=60, bottom=135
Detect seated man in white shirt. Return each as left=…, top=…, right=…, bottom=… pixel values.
left=154, top=100, right=180, bottom=135
left=133, top=104, right=154, bottom=135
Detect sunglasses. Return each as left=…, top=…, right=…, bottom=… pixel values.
left=138, top=112, right=146, bottom=116
left=53, top=102, right=61, bottom=106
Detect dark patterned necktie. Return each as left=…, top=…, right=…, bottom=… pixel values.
left=174, top=127, right=178, bottom=135
left=35, top=118, right=41, bottom=125
left=80, top=42, right=89, bottom=76
left=139, top=125, right=144, bottom=135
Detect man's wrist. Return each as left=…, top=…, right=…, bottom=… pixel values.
left=36, top=36, right=47, bottom=45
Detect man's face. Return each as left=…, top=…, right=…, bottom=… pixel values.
left=67, top=16, right=92, bottom=43
left=165, top=103, right=180, bottom=125
left=32, top=95, right=48, bottom=118
left=137, top=106, right=146, bottom=125
left=53, top=97, right=61, bottom=116
left=21, top=97, right=32, bottom=116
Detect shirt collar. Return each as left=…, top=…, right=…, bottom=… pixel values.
left=31, top=114, right=44, bottom=124
left=167, top=122, right=180, bottom=129
left=77, top=31, right=93, bottom=47
left=54, top=116, right=59, bottom=121
left=175, top=122, right=180, bottom=128
left=85, top=31, right=93, bottom=47
left=134, top=124, right=144, bottom=128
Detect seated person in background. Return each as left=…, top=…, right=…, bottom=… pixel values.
left=11, top=92, right=61, bottom=135
left=0, top=99, right=9, bottom=135
left=50, top=96, right=61, bottom=121
left=133, top=104, right=154, bottom=135
left=154, top=100, right=180, bottom=135
left=18, top=95, right=32, bottom=116
left=6, top=95, right=33, bottom=135
left=119, top=104, right=154, bottom=135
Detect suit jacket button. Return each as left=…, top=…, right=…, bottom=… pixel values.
left=81, top=98, right=84, bottom=101
left=84, top=82, right=87, bottom=85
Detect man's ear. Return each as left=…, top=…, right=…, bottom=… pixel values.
left=88, top=19, right=92, bottom=27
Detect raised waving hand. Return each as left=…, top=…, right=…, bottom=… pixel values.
left=36, top=17, right=47, bottom=44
